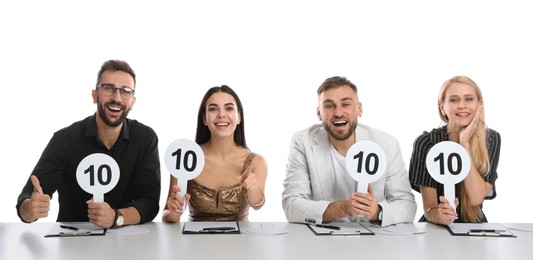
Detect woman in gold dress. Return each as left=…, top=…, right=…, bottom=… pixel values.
left=162, top=85, right=268, bottom=222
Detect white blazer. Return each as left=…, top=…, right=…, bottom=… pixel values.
left=282, top=123, right=416, bottom=227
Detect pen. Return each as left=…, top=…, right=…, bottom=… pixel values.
left=59, top=231, right=91, bottom=236
left=60, top=225, right=79, bottom=231
left=467, top=231, right=502, bottom=237
left=199, top=227, right=237, bottom=233
left=315, top=224, right=341, bottom=230
left=202, top=227, right=236, bottom=231
left=330, top=231, right=361, bottom=235
left=469, top=229, right=503, bottom=233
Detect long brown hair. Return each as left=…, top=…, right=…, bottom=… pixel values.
left=195, top=85, right=248, bottom=149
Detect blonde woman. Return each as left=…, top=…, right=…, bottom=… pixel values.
left=409, top=76, right=501, bottom=224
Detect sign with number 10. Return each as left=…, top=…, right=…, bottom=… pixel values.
left=425, top=141, right=470, bottom=210
left=164, top=139, right=205, bottom=199
left=76, top=153, right=120, bottom=203
left=345, top=140, right=387, bottom=193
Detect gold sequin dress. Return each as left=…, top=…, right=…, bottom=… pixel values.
left=187, top=153, right=256, bottom=221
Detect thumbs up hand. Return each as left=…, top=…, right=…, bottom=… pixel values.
left=20, top=175, right=51, bottom=222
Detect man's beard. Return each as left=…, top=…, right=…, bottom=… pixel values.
left=96, top=97, right=129, bottom=127
left=323, top=121, right=357, bottom=141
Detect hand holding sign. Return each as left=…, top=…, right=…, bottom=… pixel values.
left=165, top=139, right=205, bottom=212
left=76, top=153, right=120, bottom=203
left=345, top=140, right=387, bottom=193
left=425, top=141, right=470, bottom=211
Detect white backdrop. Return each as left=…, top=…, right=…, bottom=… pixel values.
left=1, top=1, right=531, bottom=223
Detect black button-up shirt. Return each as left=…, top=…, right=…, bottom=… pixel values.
left=16, top=114, right=161, bottom=223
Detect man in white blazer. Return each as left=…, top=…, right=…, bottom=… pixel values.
left=282, top=76, right=416, bottom=227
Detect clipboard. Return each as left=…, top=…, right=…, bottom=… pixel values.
left=45, top=222, right=106, bottom=238
left=306, top=222, right=374, bottom=236
left=182, top=221, right=241, bottom=234
left=446, top=223, right=516, bottom=238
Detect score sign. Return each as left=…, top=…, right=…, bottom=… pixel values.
left=164, top=139, right=205, bottom=204
left=345, top=140, right=387, bottom=193
left=76, top=153, right=120, bottom=203
left=425, top=141, right=470, bottom=210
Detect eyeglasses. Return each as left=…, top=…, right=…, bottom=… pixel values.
left=97, top=84, right=135, bottom=100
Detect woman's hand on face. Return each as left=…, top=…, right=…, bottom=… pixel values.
left=459, top=105, right=482, bottom=146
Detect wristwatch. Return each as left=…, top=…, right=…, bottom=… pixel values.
left=113, top=209, right=124, bottom=228
left=378, top=206, right=383, bottom=222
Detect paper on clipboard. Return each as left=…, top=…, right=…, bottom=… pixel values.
left=45, top=222, right=106, bottom=238
left=307, top=222, right=374, bottom=236
left=182, top=221, right=241, bottom=234
left=446, top=223, right=516, bottom=237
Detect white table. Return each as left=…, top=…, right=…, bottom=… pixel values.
left=1, top=222, right=532, bottom=260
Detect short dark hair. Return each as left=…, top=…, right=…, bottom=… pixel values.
left=317, top=76, right=357, bottom=95
left=96, top=60, right=136, bottom=87
left=195, top=85, right=248, bottom=149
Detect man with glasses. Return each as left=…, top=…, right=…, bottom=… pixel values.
left=16, top=60, right=161, bottom=229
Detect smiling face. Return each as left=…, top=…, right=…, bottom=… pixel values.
left=92, top=70, right=136, bottom=127
left=439, top=82, right=481, bottom=129
left=317, top=85, right=362, bottom=141
left=203, top=92, right=241, bottom=138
